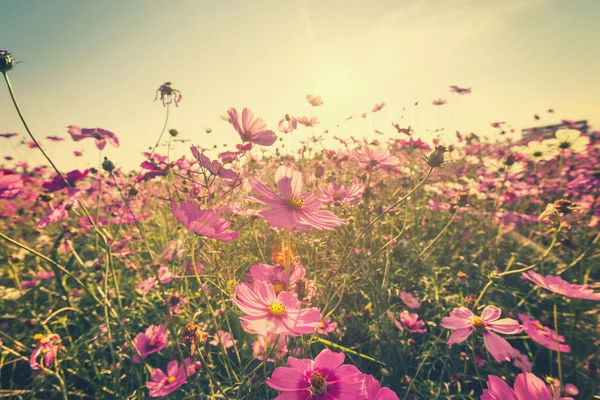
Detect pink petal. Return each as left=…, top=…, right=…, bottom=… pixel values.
left=483, top=331, right=514, bottom=362
left=447, top=327, right=473, bottom=345
left=481, top=305, right=502, bottom=322
left=514, top=372, right=553, bottom=400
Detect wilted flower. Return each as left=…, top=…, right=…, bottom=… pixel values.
left=538, top=199, right=585, bottom=228
left=424, top=145, right=447, bottom=168
left=0, top=48, right=15, bottom=73
left=30, top=333, right=61, bottom=371
left=155, top=82, right=182, bottom=107
left=182, top=323, right=208, bottom=356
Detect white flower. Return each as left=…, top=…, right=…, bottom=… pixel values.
left=516, top=141, right=558, bottom=162
left=544, top=129, right=590, bottom=154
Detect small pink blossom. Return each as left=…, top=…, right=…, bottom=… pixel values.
left=228, top=107, right=277, bottom=146
left=133, top=325, right=169, bottom=363
left=172, top=201, right=239, bottom=242
left=395, top=310, right=426, bottom=333
left=158, top=266, right=174, bottom=284
left=317, top=181, right=365, bottom=205
left=306, top=94, right=324, bottom=106
left=296, top=116, right=320, bottom=127
left=400, top=292, right=421, bottom=309
left=372, top=102, right=386, bottom=112
left=209, top=330, right=237, bottom=349
left=146, top=358, right=201, bottom=397
left=136, top=277, right=157, bottom=295
left=317, top=316, right=338, bottom=334
left=432, top=98, right=447, bottom=105
left=279, top=115, right=298, bottom=133
left=354, top=146, right=400, bottom=172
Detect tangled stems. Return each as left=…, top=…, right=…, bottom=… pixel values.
left=411, top=207, right=460, bottom=266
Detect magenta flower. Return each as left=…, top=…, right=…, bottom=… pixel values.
left=37, top=189, right=82, bottom=228
left=266, top=348, right=365, bottom=400
left=30, top=333, right=61, bottom=371
left=133, top=324, right=169, bottom=363
left=209, top=330, right=237, bottom=349
left=67, top=126, right=120, bottom=150
left=363, top=374, right=399, bottom=400
left=42, top=169, right=89, bottom=192
left=233, top=280, right=321, bottom=337
left=228, top=107, right=277, bottom=146
left=317, top=316, right=338, bottom=335
left=317, top=181, right=365, bottom=205
left=252, top=334, right=289, bottom=362
left=190, top=145, right=238, bottom=180
left=519, top=314, right=570, bottom=353
left=522, top=271, right=600, bottom=300
left=354, top=146, right=400, bottom=172
left=146, top=358, right=201, bottom=397
left=481, top=372, right=573, bottom=400
left=399, top=292, right=421, bottom=309
left=0, top=171, right=22, bottom=199
left=172, top=201, right=239, bottom=242
left=395, top=310, right=426, bottom=334
left=248, top=165, right=345, bottom=231
left=0, top=133, right=18, bottom=139
left=441, top=306, right=522, bottom=362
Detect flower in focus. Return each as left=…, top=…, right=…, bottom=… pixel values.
left=42, top=169, right=89, bottom=192
left=209, top=330, right=237, bottom=349
left=233, top=280, right=321, bottom=336
left=30, top=333, right=61, bottom=371
left=522, top=271, right=600, bottom=300
left=363, top=374, right=400, bottom=400
left=266, top=348, right=365, bottom=400
left=519, top=314, right=570, bottom=353
left=154, top=82, right=182, bottom=107
left=146, top=358, right=201, bottom=397
left=538, top=199, right=585, bottom=228
left=317, top=316, right=338, bottom=335
left=395, top=311, right=427, bottom=334
left=354, top=146, right=400, bottom=172
left=172, top=201, right=239, bottom=242
left=317, top=181, right=365, bottom=205
left=400, top=292, right=421, bottom=309
left=481, top=372, right=574, bottom=400
left=133, top=324, right=169, bottom=363
left=441, top=306, right=522, bottom=362
left=544, top=129, right=590, bottom=154
left=228, top=107, right=277, bottom=146
left=247, top=165, right=345, bottom=231
left=306, top=94, right=324, bottom=106
left=67, top=126, right=120, bottom=150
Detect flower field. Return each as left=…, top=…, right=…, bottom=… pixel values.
left=1, top=48, right=599, bottom=399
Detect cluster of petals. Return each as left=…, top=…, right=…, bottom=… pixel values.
left=133, top=324, right=169, bottom=363
left=354, top=146, right=400, bottom=172
left=441, top=306, right=522, bottom=362
left=522, top=271, right=600, bottom=300
left=248, top=165, right=345, bottom=232
left=228, top=107, right=277, bottom=146
left=190, top=145, right=238, bottom=180
left=481, top=372, right=573, bottom=400
left=394, top=310, right=426, bottom=333
left=146, top=358, right=201, bottom=397
left=519, top=314, right=570, bottom=353
left=30, top=333, right=61, bottom=371
left=67, top=126, right=120, bottom=150
left=172, top=201, right=239, bottom=242
left=0, top=170, right=22, bottom=199
left=42, top=169, right=89, bottom=192
left=317, top=181, right=365, bottom=205
left=252, top=333, right=289, bottom=362
left=399, top=291, right=421, bottom=309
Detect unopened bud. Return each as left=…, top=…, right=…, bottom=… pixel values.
left=102, top=157, right=115, bottom=172
left=425, top=145, right=447, bottom=168
left=0, top=48, right=15, bottom=73
left=169, top=129, right=179, bottom=137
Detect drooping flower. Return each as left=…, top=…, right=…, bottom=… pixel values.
left=172, top=201, right=239, bottom=242
left=146, top=358, right=201, bottom=397
left=247, top=165, right=345, bottom=231
left=522, top=271, right=600, bottom=300
left=133, top=325, right=169, bottom=363
left=233, top=280, right=321, bottom=337
left=306, top=94, right=324, bottom=106
left=30, top=333, right=61, bottom=371
left=544, top=129, right=590, bottom=154
left=519, top=314, right=570, bottom=353
left=317, top=182, right=365, bottom=205
left=190, top=145, right=238, bottom=180
left=42, top=169, right=89, bottom=192
left=354, top=146, right=400, bottom=172
left=481, top=372, right=574, bottom=400
left=538, top=199, right=585, bottom=228
left=363, top=374, right=399, bottom=400
left=67, top=126, right=120, bottom=150
left=228, top=107, right=277, bottom=146
left=209, top=330, right=238, bottom=349
left=400, top=292, right=421, bottom=309
left=154, top=82, right=182, bottom=107
left=441, top=306, right=522, bottom=362
left=395, top=310, right=426, bottom=334
left=266, top=348, right=365, bottom=400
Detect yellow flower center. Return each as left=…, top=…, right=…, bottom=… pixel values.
left=309, top=370, right=328, bottom=395
left=272, top=282, right=284, bottom=295
left=287, top=195, right=304, bottom=209
left=33, top=334, right=45, bottom=343
left=471, top=316, right=487, bottom=333
left=167, top=376, right=176, bottom=383
left=268, top=302, right=286, bottom=316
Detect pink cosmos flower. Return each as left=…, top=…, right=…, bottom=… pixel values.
left=67, top=126, right=120, bottom=150
left=252, top=333, right=288, bottom=362
left=165, top=292, right=188, bottom=314
left=42, top=169, right=89, bottom=192
left=172, top=201, right=239, bottom=242
left=449, top=85, right=472, bottom=95
left=25, top=140, right=38, bottom=148
left=432, top=98, right=447, bottom=105
left=266, top=348, right=365, bottom=400
left=317, top=181, right=365, bottom=205
left=133, top=325, right=169, bottom=363
left=209, top=330, right=237, bottom=349
left=158, top=266, right=174, bottom=284
left=317, top=316, right=338, bottom=335
left=279, top=115, right=298, bottom=133
left=0, top=171, right=22, bottom=199
left=244, top=263, right=305, bottom=295
left=296, top=116, right=320, bottom=127
left=46, top=136, right=64, bottom=142
left=190, top=145, right=238, bottom=180
left=395, top=311, right=426, bottom=333
left=354, top=146, right=400, bottom=172
left=228, top=108, right=277, bottom=146
left=37, top=189, right=82, bottom=228
left=400, top=137, right=431, bottom=150
left=30, top=333, right=61, bottom=371
left=481, top=372, right=573, bottom=400
left=372, top=102, right=386, bottom=112
left=0, top=133, right=18, bottom=139
left=441, top=306, right=522, bottom=362
left=233, top=280, right=321, bottom=337
left=306, top=94, right=324, bottom=106
left=363, top=374, right=399, bottom=400
left=146, top=358, right=201, bottom=397
left=522, top=271, right=600, bottom=300
left=519, top=314, right=570, bottom=353
left=400, top=292, right=421, bottom=309
left=247, top=165, right=345, bottom=231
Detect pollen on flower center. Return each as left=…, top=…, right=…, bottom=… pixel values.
left=309, top=370, right=328, bottom=395
left=272, top=282, right=284, bottom=295
left=167, top=376, right=176, bottom=383
left=471, top=316, right=487, bottom=332
left=268, top=302, right=286, bottom=316
left=287, top=195, right=305, bottom=209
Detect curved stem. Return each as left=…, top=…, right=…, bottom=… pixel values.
left=411, top=208, right=459, bottom=266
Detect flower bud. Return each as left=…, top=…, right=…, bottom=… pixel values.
left=425, top=145, right=447, bottom=168
left=0, top=48, right=15, bottom=73
left=102, top=157, right=115, bottom=172
left=169, top=129, right=179, bottom=137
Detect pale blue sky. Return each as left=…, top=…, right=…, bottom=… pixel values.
left=1, top=0, right=599, bottom=170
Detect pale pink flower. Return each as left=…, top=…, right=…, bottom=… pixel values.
left=146, top=358, right=201, bottom=397
left=190, top=145, right=238, bottom=180
left=317, top=182, right=365, bottom=205
left=306, top=94, right=324, bottom=106
left=247, top=165, right=345, bottom=231
left=510, top=348, right=532, bottom=372
left=233, top=280, right=321, bottom=337
left=228, top=107, right=277, bottom=146
left=481, top=372, right=573, bottom=400
left=296, top=116, right=320, bottom=127
left=136, top=277, right=157, bottom=295
left=67, top=126, right=120, bottom=150
left=522, top=271, right=600, bottom=300
left=266, top=348, right=365, bottom=400
left=441, top=306, right=522, bottom=362
left=172, top=201, right=239, bottom=242
left=244, top=263, right=305, bottom=294
left=432, top=98, right=447, bottom=106
left=372, top=102, right=386, bottom=112
left=400, top=292, right=421, bottom=309
left=519, top=314, right=570, bottom=353
left=395, top=310, right=426, bottom=334
left=354, top=146, right=400, bottom=172
left=158, top=266, right=174, bottom=284
left=209, top=330, right=237, bottom=349
left=133, top=325, right=169, bottom=363
left=0, top=171, right=22, bottom=199
left=279, top=115, right=298, bottom=133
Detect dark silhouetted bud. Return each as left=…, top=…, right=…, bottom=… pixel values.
left=102, top=157, right=115, bottom=172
